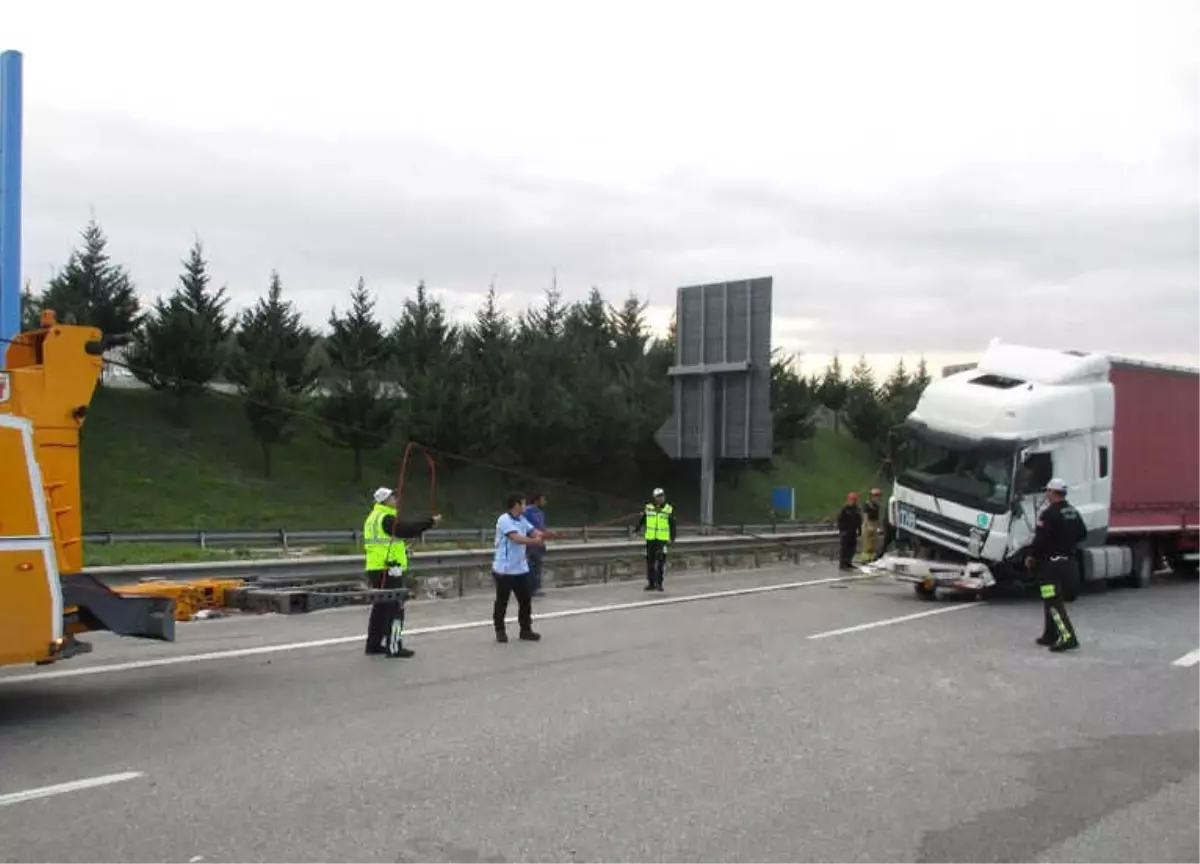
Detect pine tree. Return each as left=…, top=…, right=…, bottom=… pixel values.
left=20, top=280, right=40, bottom=330
left=844, top=355, right=888, bottom=453
left=610, top=292, right=651, bottom=365
left=317, top=279, right=400, bottom=481
left=390, top=281, right=465, bottom=454
left=521, top=279, right=567, bottom=341
left=38, top=219, right=142, bottom=338
left=882, top=358, right=910, bottom=406
left=461, top=285, right=516, bottom=459
left=911, top=356, right=931, bottom=396
left=770, top=350, right=819, bottom=452
left=226, top=271, right=318, bottom=478
left=564, top=287, right=614, bottom=362
left=125, top=240, right=232, bottom=417
left=817, top=353, right=849, bottom=432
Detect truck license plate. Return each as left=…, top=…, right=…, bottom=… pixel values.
left=898, top=506, right=918, bottom=532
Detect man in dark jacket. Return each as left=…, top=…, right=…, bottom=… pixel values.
left=363, top=486, right=440, bottom=658
left=837, top=492, right=863, bottom=571
left=1025, top=478, right=1086, bottom=652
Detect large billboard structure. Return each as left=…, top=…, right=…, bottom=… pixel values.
left=654, top=277, right=773, bottom=530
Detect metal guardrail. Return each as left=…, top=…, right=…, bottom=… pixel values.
left=86, top=530, right=840, bottom=586
left=82, top=522, right=819, bottom=550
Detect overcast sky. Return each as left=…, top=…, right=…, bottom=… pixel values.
left=6, top=0, right=1198, bottom=374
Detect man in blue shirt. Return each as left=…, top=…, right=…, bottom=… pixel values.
left=523, top=491, right=552, bottom=597
left=493, top=492, right=546, bottom=643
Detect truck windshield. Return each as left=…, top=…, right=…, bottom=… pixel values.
left=896, top=434, right=1015, bottom=514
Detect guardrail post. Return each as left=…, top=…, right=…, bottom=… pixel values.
left=280, top=529, right=289, bottom=552
left=199, top=531, right=207, bottom=551
left=456, top=569, right=465, bottom=598
left=353, top=530, right=362, bottom=551
left=582, top=525, right=589, bottom=543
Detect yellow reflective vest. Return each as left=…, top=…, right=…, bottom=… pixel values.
left=363, top=503, right=409, bottom=571
left=643, top=503, right=674, bottom=542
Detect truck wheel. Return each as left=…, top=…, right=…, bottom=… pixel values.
left=913, top=583, right=937, bottom=601
left=1127, top=541, right=1153, bottom=589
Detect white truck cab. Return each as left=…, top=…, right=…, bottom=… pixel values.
left=871, top=339, right=1117, bottom=599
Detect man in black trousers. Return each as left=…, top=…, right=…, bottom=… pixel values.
left=836, top=492, right=863, bottom=571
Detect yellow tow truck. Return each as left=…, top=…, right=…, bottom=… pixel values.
left=0, top=312, right=174, bottom=666
left=0, top=312, right=406, bottom=669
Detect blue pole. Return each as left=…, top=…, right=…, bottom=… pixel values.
left=0, top=50, right=23, bottom=345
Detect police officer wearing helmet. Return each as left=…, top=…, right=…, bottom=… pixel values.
left=636, top=487, right=676, bottom=591
left=1025, top=478, right=1085, bottom=652
left=363, top=486, right=440, bottom=658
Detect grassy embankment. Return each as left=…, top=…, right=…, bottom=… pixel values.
left=79, top=389, right=880, bottom=566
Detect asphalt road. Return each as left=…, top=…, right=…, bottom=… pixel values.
left=1, top=561, right=1196, bottom=863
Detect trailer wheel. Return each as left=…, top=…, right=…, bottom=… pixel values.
left=913, top=583, right=937, bottom=601
left=1127, top=540, right=1153, bottom=589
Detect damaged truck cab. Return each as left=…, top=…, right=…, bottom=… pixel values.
left=874, top=339, right=1199, bottom=599
left=0, top=311, right=174, bottom=668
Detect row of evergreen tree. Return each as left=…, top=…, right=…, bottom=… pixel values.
left=22, top=220, right=931, bottom=486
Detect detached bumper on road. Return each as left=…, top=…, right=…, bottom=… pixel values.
left=862, top=555, right=997, bottom=593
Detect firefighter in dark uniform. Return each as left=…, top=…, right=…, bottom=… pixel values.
left=837, top=492, right=863, bottom=571
left=636, top=487, right=676, bottom=591
left=1025, top=478, right=1085, bottom=652
left=363, top=486, right=439, bottom=658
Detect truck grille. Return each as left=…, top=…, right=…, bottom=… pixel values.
left=896, top=505, right=985, bottom=555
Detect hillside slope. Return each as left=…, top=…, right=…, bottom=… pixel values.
left=79, top=389, right=881, bottom=535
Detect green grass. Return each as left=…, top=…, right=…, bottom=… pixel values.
left=78, top=389, right=879, bottom=564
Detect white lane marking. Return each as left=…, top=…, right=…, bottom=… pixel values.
left=0, top=771, right=144, bottom=807
left=1171, top=649, right=1200, bottom=668
left=0, top=573, right=871, bottom=685
left=806, top=602, right=985, bottom=640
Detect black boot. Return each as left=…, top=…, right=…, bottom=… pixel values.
left=1049, top=637, right=1080, bottom=652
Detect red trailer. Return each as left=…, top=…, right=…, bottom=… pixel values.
left=1106, top=358, right=1199, bottom=572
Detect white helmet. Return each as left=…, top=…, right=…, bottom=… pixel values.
left=372, top=487, right=394, bottom=504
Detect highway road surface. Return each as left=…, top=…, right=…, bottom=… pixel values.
left=1, top=560, right=1197, bottom=863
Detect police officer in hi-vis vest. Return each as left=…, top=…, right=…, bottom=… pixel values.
left=636, top=487, right=677, bottom=592
left=363, top=487, right=439, bottom=658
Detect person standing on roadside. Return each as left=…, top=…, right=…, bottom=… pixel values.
left=836, top=492, right=862, bottom=571
left=523, top=491, right=553, bottom=597
left=859, top=488, right=882, bottom=562
left=636, top=487, right=676, bottom=591
left=363, top=487, right=440, bottom=658
left=493, top=492, right=546, bottom=643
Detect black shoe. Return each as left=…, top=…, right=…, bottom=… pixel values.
left=496, top=630, right=509, bottom=643
left=519, top=630, right=541, bottom=641
left=645, top=584, right=655, bottom=591
left=1049, top=638, right=1080, bottom=653
left=387, top=647, right=415, bottom=659
left=1035, top=636, right=1054, bottom=646
left=365, top=644, right=386, bottom=655
left=654, top=584, right=664, bottom=592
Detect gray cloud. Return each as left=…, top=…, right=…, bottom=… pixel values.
left=20, top=95, right=1199, bottom=363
